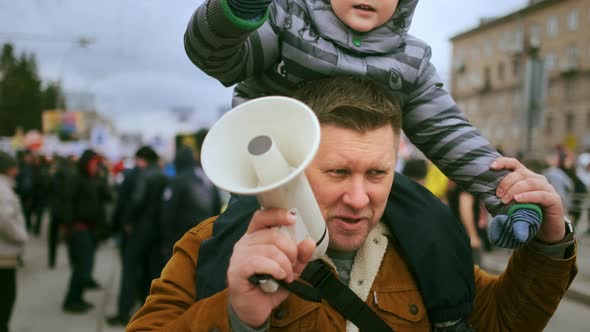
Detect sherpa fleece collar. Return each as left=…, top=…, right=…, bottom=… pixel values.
left=321, top=221, right=390, bottom=332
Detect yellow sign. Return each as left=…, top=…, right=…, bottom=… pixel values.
left=565, top=134, right=577, bottom=151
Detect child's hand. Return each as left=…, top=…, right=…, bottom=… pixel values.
left=487, top=157, right=555, bottom=248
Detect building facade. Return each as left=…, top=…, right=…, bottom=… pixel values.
left=450, top=0, right=590, bottom=154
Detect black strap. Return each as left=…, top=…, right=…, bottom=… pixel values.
left=284, top=260, right=395, bottom=332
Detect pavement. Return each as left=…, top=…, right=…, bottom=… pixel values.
left=8, top=215, right=590, bottom=332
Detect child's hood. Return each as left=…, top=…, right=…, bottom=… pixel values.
left=305, top=0, right=419, bottom=54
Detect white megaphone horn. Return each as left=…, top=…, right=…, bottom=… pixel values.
left=200, top=96, right=329, bottom=292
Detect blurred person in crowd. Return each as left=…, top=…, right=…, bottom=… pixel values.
left=31, top=154, right=52, bottom=236
left=577, top=152, right=590, bottom=188
left=544, top=148, right=574, bottom=216
left=15, top=150, right=34, bottom=231
left=0, top=151, right=28, bottom=332
left=62, top=149, right=111, bottom=314
left=447, top=181, right=484, bottom=265
left=47, top=156, right=76, bottom=269
left=401, top=158, right=427, bottom=186
left=110, top=160, right=141, bottom=258
left=159, top=131, right=222, bottom=267
left=562, top=152, right=588, bottom=225
left=107, top=146, right=168, bottom=326
left=576, top=152, right=590, bottom=234
left=549, top=147, right=586, bottom=224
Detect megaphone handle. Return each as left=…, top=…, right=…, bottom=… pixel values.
left=248, top=274, right=280, bottom=293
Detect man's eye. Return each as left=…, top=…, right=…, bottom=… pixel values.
left=367, top=170, right=387, bottom=178
left=328, top=169, right=348, bottom=176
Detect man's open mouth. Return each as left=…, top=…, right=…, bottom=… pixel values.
left=353, top=4, right=376, bottom=12
left=340, top=217, right=362, bottom=224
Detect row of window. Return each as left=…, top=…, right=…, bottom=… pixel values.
left=455, top=42, right=589, bottom=93
left=455, top=6, right=589, bottom=62
left=545, top=111, right=590, bottom=135
left=472, top=111, right=589, bottom=141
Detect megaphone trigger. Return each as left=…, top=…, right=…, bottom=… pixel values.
left=248, top=274, right=280, bottom=293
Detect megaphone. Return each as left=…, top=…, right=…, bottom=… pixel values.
left=201, top=96, right=329, bottom=291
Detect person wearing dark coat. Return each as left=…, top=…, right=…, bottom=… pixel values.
left=47, top=156, right=75, bottom=269
left=62, top=149, right=111, bottom=314
left=159, top=146, right=221, bottom=266
left=110, top=166, right=141, bottom=259
left=107, top=146, right=168, bottom=326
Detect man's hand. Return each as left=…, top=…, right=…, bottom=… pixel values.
left=491, top=157, right=566, bottom=244
left=227, top=208, right=316, bottom=328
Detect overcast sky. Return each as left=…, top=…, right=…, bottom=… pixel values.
left=0, top=0, right=528, bottom=139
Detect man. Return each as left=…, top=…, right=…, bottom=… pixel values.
left=159, top=139, right=222, bottom=267
left=107, top=146, right=168, bottom=326
left=62, top=149, right=111, bottom=313
left=127, top=77, right=576, bottom=331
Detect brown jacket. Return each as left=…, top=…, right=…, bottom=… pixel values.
left=127, top=217, right=577, bottom=332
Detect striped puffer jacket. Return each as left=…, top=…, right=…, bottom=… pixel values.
left=184, top=0, right=510, bottom=216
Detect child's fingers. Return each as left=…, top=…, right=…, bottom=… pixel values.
left=490, top=157, right=523, bottom=172
left=492, top=157, right=545, bottom=199
left=500, top=176, right=554, bottom=204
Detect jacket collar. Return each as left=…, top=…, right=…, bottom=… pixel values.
left=304, top=0, right=419, bottom=54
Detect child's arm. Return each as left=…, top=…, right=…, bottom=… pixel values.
left=403, top=44, right=542, bottom=248
left=184, top=0, right=286, bottom=86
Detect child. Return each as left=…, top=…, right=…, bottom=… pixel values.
left=184, top=0, right=542, bottom=329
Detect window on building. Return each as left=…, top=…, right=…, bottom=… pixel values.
left=587, top=111, right=590, bottom=130
left=529, top=24, right=541, bottom=47
left=484, top=66, right=491, bottom=86
left=566, top=112, right=575, bottom=132
left=530, top=24, right=540, bottom=39
left=567, top=10, right=578, bottom=31
left=512, top=58, right=521, bottom=76
left=545, top=115, right=553, bottom=135
left=547, top=16, right=558, bottom=37
left=498, top=62, right=505, bottom=81
left=568, top=43, right=578, bottom=64
left=545, top=52, right=556, bottom=70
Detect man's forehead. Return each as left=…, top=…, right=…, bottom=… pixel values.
left=316, top=124, right=397, bottom=165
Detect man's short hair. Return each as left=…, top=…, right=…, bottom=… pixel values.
left=135, top=146, right=159, bottom=163
left=291, top=76, right=402, bottom=135
left=402, top=159, right=427, bottom=181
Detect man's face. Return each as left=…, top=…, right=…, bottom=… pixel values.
left=135, top=158, right=148, bottom=169
left=330, top=0, right=399, bottom=33
left=306, top=124, right=397, bottom=251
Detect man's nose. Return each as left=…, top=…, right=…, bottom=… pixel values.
left=342, top=177, right=370, bottom=210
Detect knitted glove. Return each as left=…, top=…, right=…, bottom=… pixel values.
left=227, top=0, right=272, bottom=19
left=488, top=203, right=543, bottom=248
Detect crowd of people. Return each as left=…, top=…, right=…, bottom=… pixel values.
left=400, top=145, right=590, bottom=266
left=0, top=130, right=223, bottom=331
